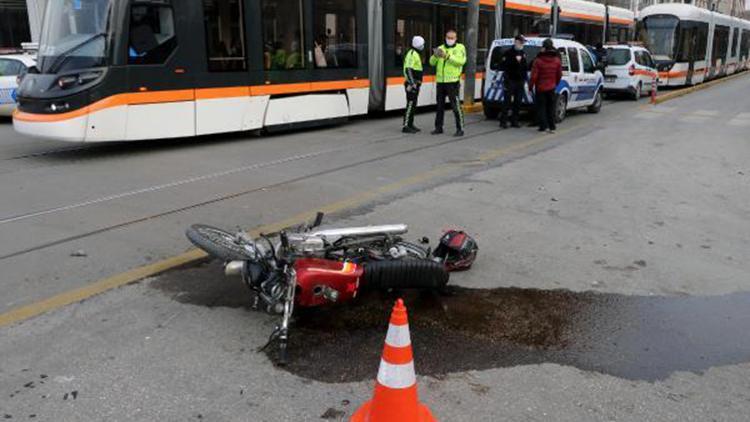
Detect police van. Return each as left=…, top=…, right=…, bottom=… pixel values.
left=483, top=37, right=605, bottom=123
left=602, top=44, right=658, bottom=100
left=0, top=53, right=36, bottom=117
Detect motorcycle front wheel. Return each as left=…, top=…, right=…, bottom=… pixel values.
left=186, top=224, right=257, bottom=261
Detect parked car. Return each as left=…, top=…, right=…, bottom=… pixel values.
left=483, top=37, right=605, bottom=123
left=0, top=54, right=36, bottom=116
left=603, top=44, right=658, bottom=100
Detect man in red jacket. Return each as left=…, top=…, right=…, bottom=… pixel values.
left=530, top=39, right=563, bottom=133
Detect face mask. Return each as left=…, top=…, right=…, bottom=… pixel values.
left=416, top=45, right=424, bottom=51
left=514, top=44, right=523, bottom=51
left=446, top=39, right=456, bottom=47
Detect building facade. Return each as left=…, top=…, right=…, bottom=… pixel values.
left=0, top=0, right=45, bottom=51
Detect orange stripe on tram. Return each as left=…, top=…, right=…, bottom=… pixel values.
left=14, top=79, right=370, bottom=123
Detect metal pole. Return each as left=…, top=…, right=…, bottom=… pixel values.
left=496, top=0, right=505, bottom=40
left=464, top=0, right=480, bottom=106
left=551, top=0, right=559, bottom=36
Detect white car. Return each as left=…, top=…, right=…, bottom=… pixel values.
left=483, top=37, right=605, bottom=123
left=0, top=54, right=36, bottom=116
left=603, top=45, right=658, bottom=100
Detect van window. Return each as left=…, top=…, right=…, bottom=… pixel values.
left=489, top=45, right=540, bottom=71
left=580, top=48, right=595, bottom=73
left=606, top=48, right=631, bottom=66
left=558, top=47, right=570, bottom=71
left=567, top=47, right=580, bottom=72
left=0, top=59, right=23, bottom=77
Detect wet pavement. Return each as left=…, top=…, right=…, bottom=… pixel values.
left=153, top=259, right=750, bottom=384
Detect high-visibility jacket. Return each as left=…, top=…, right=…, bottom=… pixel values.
left=403, top=49, right=424, bottom=86
left=429, top=43, right=467, bottom=83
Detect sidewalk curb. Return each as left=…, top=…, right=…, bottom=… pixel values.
left=653, top=71, right=748, bottom=105
left=462, top=102, right=484, bottom=114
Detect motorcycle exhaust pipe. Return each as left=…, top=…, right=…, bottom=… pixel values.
left=224, top=260, right=245, bottom=277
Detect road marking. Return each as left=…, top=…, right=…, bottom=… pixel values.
left=691, top=109, right=719, bottom=117
left=0, top=123, right=583, bottom=328
left=0, top=146, right=358, bottom=226
left=634, top=112, right=660, bottom=120
left=728, top=118, right=750, bottom=127
left=678, top=115, right=710, bottom=123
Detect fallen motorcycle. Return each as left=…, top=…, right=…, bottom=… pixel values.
left=185, top=212, right=477, bottom=363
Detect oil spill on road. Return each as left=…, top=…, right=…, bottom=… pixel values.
left=152, top=261, right=750, bottom=383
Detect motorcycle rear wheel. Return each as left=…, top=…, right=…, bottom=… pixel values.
left=186, top=224, right=256, bottom=261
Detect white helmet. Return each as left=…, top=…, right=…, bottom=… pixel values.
left=412, top=36, right=425, bottom=50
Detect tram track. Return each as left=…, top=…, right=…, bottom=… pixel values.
left=0, top=125, right=507, bottom=262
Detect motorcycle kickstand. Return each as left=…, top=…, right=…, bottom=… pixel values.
left=257, top=325, right=281, bottom=353
left=257, top=326, right=289, bottom=366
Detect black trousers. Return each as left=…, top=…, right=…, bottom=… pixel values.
left=536, top=90, right=557, bottom=131
left=500, top=79, right=524, bottom=125
left=434, top=82, right=464, bottom=131
left=403, top=84, right=421, bottom=128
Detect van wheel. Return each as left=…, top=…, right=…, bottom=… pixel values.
left=483, top=105, right=499, bottom=120
left=555, top=93, right=567, bottom=123
left=632, top=82, right=642, bottom=100
left=587, top=90, right=602, bottom=113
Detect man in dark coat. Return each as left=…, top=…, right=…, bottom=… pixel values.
left=499, top=35, right=528, bottom=129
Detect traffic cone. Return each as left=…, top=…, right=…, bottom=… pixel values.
left=351, top=299, right=436, bottom=422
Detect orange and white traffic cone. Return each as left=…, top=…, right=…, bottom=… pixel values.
left=351, top=299, right=436, bottom=422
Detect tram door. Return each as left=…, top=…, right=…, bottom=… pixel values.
left=685, top=26, right=697, bottom=85
left=125, top=0, right=196, bottom=140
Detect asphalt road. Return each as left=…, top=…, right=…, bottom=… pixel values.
left=1, top=74, right=749, bottom=421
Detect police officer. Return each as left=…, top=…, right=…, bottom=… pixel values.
left=403, top=36, right=425, bottom=134
left=430, top=29, right=466, bottom=137
left=499, top=34, right=528, bottom=129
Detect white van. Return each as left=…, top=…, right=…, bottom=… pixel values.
left=602, top=44, right=658, bottom=100
left=0, top=54, right=36, bottom=116
left=483, top=37, right=605, bottom=123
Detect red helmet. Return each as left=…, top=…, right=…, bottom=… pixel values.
left=433, top=230, right=478, bottom=271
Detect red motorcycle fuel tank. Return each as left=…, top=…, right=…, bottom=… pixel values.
left=294, top=258, right=363, bottom=307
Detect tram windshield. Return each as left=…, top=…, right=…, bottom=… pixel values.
left=637, top=15, right=679, bottom=61
left=38, top=0, right=112, bottom=74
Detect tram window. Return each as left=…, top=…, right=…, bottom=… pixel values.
left=262, top=0, right=305, bottom=70
left=312, top=0, right=358, bottom=68
left=712, top=25, right=729, bottom=64
left=394, top=0, right=433, bottom=69
left=128, top=3, right=177, bottom=65
left=742, top=30, right=750, bottom=58
left=580, top=48, right=595, bottom=73
left=202, top=0, right=247, bottom=72
left=567, top=47, right=580, bottom=73
left=437, top=5, right=465, bottom=45
left=695, top=23, right=708, bottom=59
left=503, top=11, right=549, bottom=38
left=732, top=28, right=739, bottom=58
left=477, top=11, right=495, bottom=66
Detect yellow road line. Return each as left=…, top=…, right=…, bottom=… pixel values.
left=0, top=124, right=581, bottom=328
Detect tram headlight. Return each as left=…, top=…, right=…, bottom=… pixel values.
left=57, top=76, right=78, bottom=89
left=56, top=71, right=103, bottom=90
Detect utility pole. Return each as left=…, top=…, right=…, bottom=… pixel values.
left=496, top=0, right=505, bottom=41
left=464, top=0, right=480, bottom=106
left=551, top=0, right=560, bottom=36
